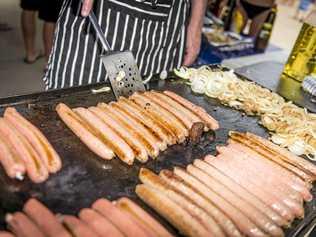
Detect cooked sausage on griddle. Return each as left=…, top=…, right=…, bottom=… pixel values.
left=115, top=197, right=174, bottom=237
left=56, top=103, right=114, bottom=160
left=79, top=208, right=124, bottom=237
left=192, top=159, right=289, bottom=227
left=0, top=118, right=48, bottom=183
left=23, top=199, right=71, bottom=237
left=0, top=135, right=25, bottom=180
left=139, top=168, right=224, bottom=237
left=4, top=107, right=62, bottom=173
left=6, top=212, right=45, bottom=237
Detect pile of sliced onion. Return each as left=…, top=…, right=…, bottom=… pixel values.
left=174, top=66, right=316, bottom=160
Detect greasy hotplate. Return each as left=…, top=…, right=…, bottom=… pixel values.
left=0, top=78, right=315, bottom=236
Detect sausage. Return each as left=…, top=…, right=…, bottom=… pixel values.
left=117, top=97, right=175, bottom=145
left=94, top=103, right=154, bottom=163
left=89, top=106, right=148, bottom=163
left=246, top=132, right=316, bottom=178
left=135, top=184, right=210, bottom=237
left=112, top=200, right=161, bottom=237
left=217, top=147, right=304, bottom=219
left=186, top=164, right=284, bottom=237
left=148, top=91, right=207, bottom=130
left=222, top=144, right=304, bottom=203
left=23, top=199, right=71, bottom=237
left=115, top=197, right=174, bottom=237
left=60, top=215, right=100, bottom=237
left=0, top=135, right=25, bottom=180
left=162, top=169, right=263, bottom=237
left=6, top=212, right=45, bottom=237
left=4, top=107, right=62, bottom=173
left=163, top=90, right=219, bottom=130
left=92, top=198, right=150, bottom=237
left=193, top=159, right=289, bottom=227
left=74, top=107, right=135, bottom=164
left=110, top=99, right=166, bottom=150
left=109, top=102, right=160, bottom=157
left=229, top=132, right=314, bottom=183
left=79, top=208, right=124, bottom=237
left=56, top=103, right=114, bottom=160
left=139, top=168, right=223, bottom=237
left=97, top=101, right=158, bottom=160
left=172, top=166, right=242, bottom=236
left=228, top=141, right=312, bottom=202
left=0, top=119, right=48, bottom=183
left=204, top=155, right=295, bottom=222
left=0, top=231, right=15, bottom=237
left=143, top=92, right=194, bottom=129
left=130, top=93, right=186, bottom=142
left=134, top=92, right=188, bottom=137
left=116, top=97, right=171, bottom=147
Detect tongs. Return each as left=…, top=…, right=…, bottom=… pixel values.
left=85, top=4, right=145, bottom=99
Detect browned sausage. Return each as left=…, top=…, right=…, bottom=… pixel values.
left=229, top=132, right=314, bottom=183
left=130, top=93, right=187, bottom=142
left=246, top=132, right=316, bottom=178
left=115, top=197, right=174, bottom=237
left=136, top=184, right=211, bottom=237
left=74, top=107, right=135, bottom=165
left=120, top=97, right=177, bottom=145
left=149, top=91, right=207, bottom=130
left=172, top=166, right=243, bottom=237
left=23, top=199, right=71, bottom=237
left=4, top=107, right=62, bottom=173
left=0, top=119, right=48, bottom=183
left=160, top=169, right=270, bottom=237
left=6, top=212, right=45, bottom=237
left=56, top=103, right=114, bottom=160
left=143, top=92, right=194, bottom=129
left=139, top=168, right=224, bottom=237
left=89, top=106, right=148, bottom=163
left=163, top=91, right=219, bottom=130
left=117, top=97, right=173, bottom=146
left=0, top=135, right=25, bottom=180
left=79, top=208, right=124, bottom=237
left=92, top=198, right=150, bottom=237
left=61, top=215, right=100, bottom=237
left=99, top=102, right=160, bottom=158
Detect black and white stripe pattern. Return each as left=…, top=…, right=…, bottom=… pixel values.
left=44, top=0, right=190, bottom=90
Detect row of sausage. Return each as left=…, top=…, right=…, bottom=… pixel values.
left=56, top=90, right=219, bottom=165
left=0, top=197, right=173, bottom=237
left=136, top=132, right=316, bottom=237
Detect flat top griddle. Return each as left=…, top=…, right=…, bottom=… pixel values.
left=0, top=77, right=315, bottom=236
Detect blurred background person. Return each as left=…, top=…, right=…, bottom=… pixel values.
left=236, top=0, right=277, bottom=37
left=279, top=0, right=296, bottom=6
left=295, top=0, right=312, bottom=21
left=20, top=0, right=63, bottom=64
left=20, top=0, right=41, bottom=63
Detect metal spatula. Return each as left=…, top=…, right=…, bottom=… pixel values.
left=86, top=9, right=145, bottom=99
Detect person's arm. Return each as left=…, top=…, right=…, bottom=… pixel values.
left=81, top=0, right=94, bottom=17
left=183, top=0, right=207, bottom=66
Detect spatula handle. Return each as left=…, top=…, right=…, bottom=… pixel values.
left=82, top=1, right=111, bottom=52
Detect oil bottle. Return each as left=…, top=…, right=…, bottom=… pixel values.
left=255, top=6, right=277, bottom=52
left=283, top=14, right=316, bottom=82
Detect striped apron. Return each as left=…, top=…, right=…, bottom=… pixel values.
left=43, top=0, right=190, bottom=90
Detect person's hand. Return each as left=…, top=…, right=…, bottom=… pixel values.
left=81, top=0, right=94, bottom=17
left=183, top=24, right=202, bottom=66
